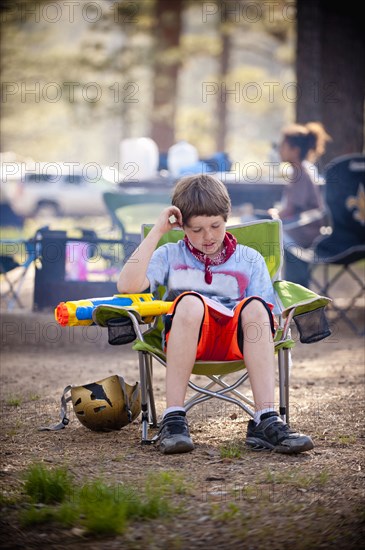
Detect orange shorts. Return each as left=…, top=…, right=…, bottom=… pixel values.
left=164, top=291, right=275, bottom=362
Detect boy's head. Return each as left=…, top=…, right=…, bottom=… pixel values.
left=171, top=174, right=231, bottom=225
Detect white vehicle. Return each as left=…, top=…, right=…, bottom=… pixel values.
left=3, top=163, right=118, bottom=218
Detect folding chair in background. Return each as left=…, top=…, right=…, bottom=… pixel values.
left=0, top=238, right=37, bottom=310
left=93, top=220, right=332, bottom=444
left=309, top=153, right=365, bottom=336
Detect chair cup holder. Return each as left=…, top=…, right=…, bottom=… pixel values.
left=107, top=317, right=137, bottom=345
left=293, top=307, right=332, bottom=344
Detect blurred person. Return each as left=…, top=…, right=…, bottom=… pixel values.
left=269, top=122, right=332, bottom=286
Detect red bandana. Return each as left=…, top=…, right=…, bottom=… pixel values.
left=183, top=232, right=237, bottom=284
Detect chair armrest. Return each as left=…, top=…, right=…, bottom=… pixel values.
left=274, top=280, right=332, bottom=343
left=274, top=280, right=331, bottom=318
left=92, top=299, right=172, bottom=326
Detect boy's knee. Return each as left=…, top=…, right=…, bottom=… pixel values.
left=240, top=298, right=270, bottom=323
left=174, top=294, right=205, bottom=323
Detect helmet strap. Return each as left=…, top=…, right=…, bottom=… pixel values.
left=38, top=385, right=72, bottom=431
left=118, top=375, right=134, bottom=423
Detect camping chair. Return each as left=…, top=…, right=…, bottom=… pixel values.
left=307, top=153, right=365, bottom=335
left=0, top=238, right=38, bottom=309
left=92, top=219, right=332, bottom=444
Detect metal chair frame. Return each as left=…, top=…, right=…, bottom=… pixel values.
left=120, top=307, right=295, bottom=445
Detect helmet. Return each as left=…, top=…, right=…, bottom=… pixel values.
left=71, top=375, right=141, bottom=432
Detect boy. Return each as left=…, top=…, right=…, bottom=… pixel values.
left=118, top=175, right=313, bottom=455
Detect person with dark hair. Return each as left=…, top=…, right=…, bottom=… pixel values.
left=269, top=122, right=332, bottom=286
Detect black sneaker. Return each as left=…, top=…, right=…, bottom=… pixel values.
left=158, top=411, right=195, bottom=455
left=246, top=412, right=314, bottom=454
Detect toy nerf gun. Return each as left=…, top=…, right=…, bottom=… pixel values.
left=55, top=294, right=173, bottom=327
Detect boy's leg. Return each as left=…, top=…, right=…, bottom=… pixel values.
left=159, top=294, right=204, bottom=454
left=165, top=294, right=205, bottom=407
left=241, top=299, right=314, bottom=454
left=240, top=298, right=276, bottom=412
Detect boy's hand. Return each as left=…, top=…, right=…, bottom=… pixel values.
left=154, top=206, right=183, bottom=235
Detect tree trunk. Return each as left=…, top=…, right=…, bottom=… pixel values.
left=296, top=0, right=365, bottom=167
left=150, top=0, right=183, bottom=152
left=216, top=30, right=230, bottom=152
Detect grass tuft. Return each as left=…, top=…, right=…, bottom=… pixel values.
left=145, top=470, right=189, bottom=496
left=211, top=502, right=242, bottom=522
left=23, top=463, right=73, bottom=505
left=20, top=464, right=183, bottom=534
left=220, top=444, right=243, bottom=459
left=6, top=395, right=22, bottom=407
left=29, top=394, right=40, bottom=401
left=338, top=434, right=356, bottom=445
left=77, top=480, right=128, bottom=535
left=263, top=468, right=330, bottom=489
left=21, top=506, right=57, bottom=527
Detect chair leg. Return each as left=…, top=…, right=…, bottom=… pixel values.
left=185, top=373, right=255, bottom=417
left=1, top=273, right=24, bottom=309
left=139, top=351, right=158, bottom=444
left=145, top=354, right=158, bottom=427
left=185, top=375, right=254, bottom=411
left=278, top=348, right=290, bottom=425
left=9, top=267, right=30, bottom=310
left=330, top=265, right=365, bottom=336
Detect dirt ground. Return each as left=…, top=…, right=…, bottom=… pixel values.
left=0, top=303, right=364, bottom=549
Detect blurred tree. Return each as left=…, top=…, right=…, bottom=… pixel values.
left=296, top=0, right=365, bottom=166
left=217, top=0, right=294, bottom=163
left=0, top=0, right=296, bottom=167
left=216, top=0, right=294, bottom=153
left=216, top=24, right=231, bottom=152
left=0, top=0, right=155, bottom=162
left=150, top=0, right=184, bottom=152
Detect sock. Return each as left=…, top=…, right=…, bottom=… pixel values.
left=162, top=406, right=186, bottom=419
left=254, top=407, right=278, bottom=425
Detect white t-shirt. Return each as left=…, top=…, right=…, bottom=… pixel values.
left=146, top=240, right=277, bottom=312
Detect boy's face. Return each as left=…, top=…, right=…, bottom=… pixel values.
left=184, top=215, right=226, bottom=257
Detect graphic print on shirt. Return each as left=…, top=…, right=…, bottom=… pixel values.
left=170, top=264, right=249, bottom=300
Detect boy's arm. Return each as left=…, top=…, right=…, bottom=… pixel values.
left=117, top=206, right=183, bottom=294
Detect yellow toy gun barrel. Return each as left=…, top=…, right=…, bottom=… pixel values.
left=128, top=300, right=172, bottom=317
